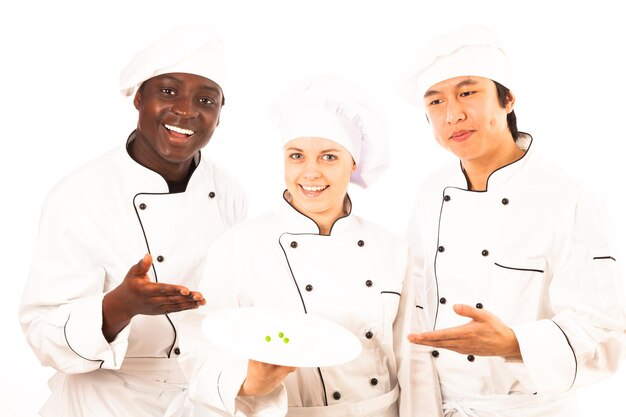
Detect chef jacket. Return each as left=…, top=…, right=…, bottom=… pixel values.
left=177, top=194, right=442, bottom=417
left=407, top=134, right=626, bottom=417
left=19, top=133, right=247, bottom=416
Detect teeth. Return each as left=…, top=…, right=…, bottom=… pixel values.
left=164, top=124, right=195, bottom=136
left=302, top=185, right=327, bottom=192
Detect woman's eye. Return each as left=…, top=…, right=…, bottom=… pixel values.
left=321, top=154, right=337, bottom=161
left=289, top=153, right=303, bottom=160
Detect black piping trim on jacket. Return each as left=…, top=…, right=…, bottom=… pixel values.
left=458, top=133, right=534, bottom=192
left=416, top=305, right=424, bottom=309
left=278, top=234, right=309, bottom=314
left=432, top=188, right=448, bottom=331
left=278, top=232, right=329, bottom=406
left=381, top=291, right=401, bottom=296
left=133, top=192, right=178, bottom=358
left=494, top=263, right=545, bottom=274
left=551, top=320, right=577, bottom=391
left=317, top=367, right=329, bottom=406
left=281, top=190, right=352, bottom=235
left=217, top=369, right=228, bottom=411
left=432, top=136, right=534, bottom=328
left=64, top=314, right=104, bottom=368
left=593, top=256, right=616, bottom=261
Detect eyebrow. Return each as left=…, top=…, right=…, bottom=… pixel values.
left=284, top=147, right=343, bottom=153
left=423, top=78, right=480, bottom=98
left=158, top=75, right=222, bottom=94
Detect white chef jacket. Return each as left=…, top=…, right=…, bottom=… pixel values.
left=19, top=133, right=247, bottom=417
left=407, top=134, right=626, bottom=417
left=177, top=195, right=442, bottom=417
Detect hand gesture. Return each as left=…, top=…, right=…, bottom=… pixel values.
left=102, top=254, right=205, bottom=341
left=238, top=359, right=296, bottom=397
left=407, top=304, right=521, bottom=359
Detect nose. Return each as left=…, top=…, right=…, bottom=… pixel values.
left=302, top=159, right=321, bottom=180
left=171, top=96, right=198, bottom=118
left=445, top=99, right=466, bottom=124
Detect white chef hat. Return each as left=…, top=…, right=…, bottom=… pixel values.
left=395, top=25, right=513, bottom=107
left=119, top=25, right=226, bottom=97
left=271, top=74, right=389, bottom=189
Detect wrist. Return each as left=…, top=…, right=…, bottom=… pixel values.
left=102, top=289, right=133, bottom=341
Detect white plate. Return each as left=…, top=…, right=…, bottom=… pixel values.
left=201, top=306, right=362, bottom=367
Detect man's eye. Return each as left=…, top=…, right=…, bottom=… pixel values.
left=460, top=91, right=476, bottom=97
left=160, top=88, right=175, bottom=95
left=198, top=97, right=215, bottom=105
left=428, top=99, right=443, bottom=106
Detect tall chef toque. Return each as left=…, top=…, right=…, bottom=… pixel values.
left=271, top=74, right=390, bottom=188
left=119, top=26, right=226, bottom=97
left=395, top=25, right=513, bottom=107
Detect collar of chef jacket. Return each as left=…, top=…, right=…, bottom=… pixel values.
left=121, top=130, right=205, bottom=193
left=450, top=133, right=534, bottom=192
left=279, top=190, right=357, bottom=235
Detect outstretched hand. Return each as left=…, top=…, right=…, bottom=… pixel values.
left=407, top=304, right=521, bottom=359
left=102, top=254, right=206, bottom=341
left=238, top=359, right=296, bottom=397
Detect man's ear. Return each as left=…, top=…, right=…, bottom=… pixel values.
left=133, top=89, right=142, bottom=110
left=505, top=91, right=516, bottom=114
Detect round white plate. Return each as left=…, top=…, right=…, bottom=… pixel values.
left=201, top=306, right=362, bottom=367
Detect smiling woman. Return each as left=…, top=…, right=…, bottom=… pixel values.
left=175, top=74, right=440, bottom=416
left=283, top=137, right=355, bottom=235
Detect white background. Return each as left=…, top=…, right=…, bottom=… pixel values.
left=1, top=0, right=624, bottom=415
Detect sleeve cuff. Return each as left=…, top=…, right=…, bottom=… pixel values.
left=215, top=361, right=287, bottom=417
left=63, top=293, right=131, bottom=369
left=509, top=319, right=576, bottom=397
left=236, top=385, right=288, bottom=417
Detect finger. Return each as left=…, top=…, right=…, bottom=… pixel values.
left=453, top=304, right=485, bottom=321
left=159, top=301, right=203, bottom=314
left=408, top=328, right=463, bottom=342
left=149, top=282, right=192, bottom=297
left=189, top=290, right=204, bottom=300
left=139, top=253, right=152, bottom=274
left=151, top=294, right=205, bottom=306
left=128, top=253, right=152, bottom=278
left=189, top=291, right=205, bottom=303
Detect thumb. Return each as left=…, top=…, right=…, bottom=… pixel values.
left=131, top=253, right=152, bottom=278
left=453, top=304, right=484, bottom=321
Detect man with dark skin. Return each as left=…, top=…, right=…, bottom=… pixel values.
left=20, top=27, right=249, bottom=417
left=101, top=71, right=223, bottom=342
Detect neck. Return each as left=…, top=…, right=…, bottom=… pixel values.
left=462, top=137, right=525, bottom=191
left=128, top=134, right=195, bottom=182
left=316, top=209, right=344, bottom=235
left=286, top=192, right=350, bottom=236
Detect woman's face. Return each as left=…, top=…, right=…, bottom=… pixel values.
left=284, top=137, right=355, bottom=224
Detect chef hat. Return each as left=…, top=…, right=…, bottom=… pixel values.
left=119, top=25, right=226, bottom=97
left=271, top=74, right=389, bottom=188
left=395, top=25, right=513, bottom=106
